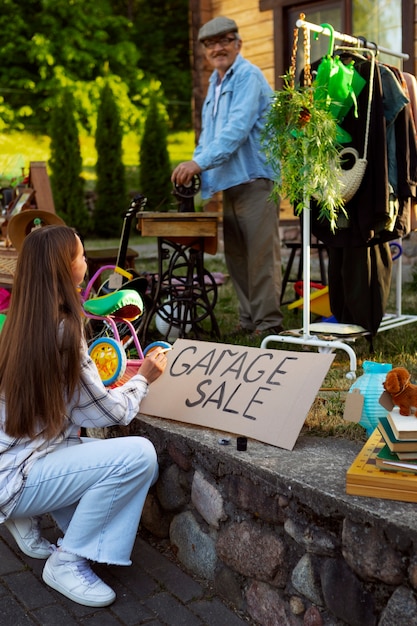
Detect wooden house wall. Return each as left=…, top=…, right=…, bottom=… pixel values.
left=190, top=1, right=417, bottom=131
left=208, top=1, right=275, bottom=86
left=189, top=0, right=416, bottom=218
left=189, top=0, right=275, bottom=137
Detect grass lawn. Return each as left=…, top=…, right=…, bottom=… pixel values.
left=0, top=129, right=195, bottom=192
left=87, top=231, right=417, bottom=446
left=208, top=259, right=417, bottom=444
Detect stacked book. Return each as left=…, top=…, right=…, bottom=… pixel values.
left=376, top=409, right=417, bottom=472
left=346, top=407, right=417, bottom=503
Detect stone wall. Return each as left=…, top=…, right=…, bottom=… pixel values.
left=96, top=416, right=417, bottom=626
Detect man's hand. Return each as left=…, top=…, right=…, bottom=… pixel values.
left=171, top=160, right=202, bottom=186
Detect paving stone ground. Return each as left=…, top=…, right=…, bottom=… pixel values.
left=0, top=235, right=294, bottom=626
left=0, top=518, right=250, bottom=625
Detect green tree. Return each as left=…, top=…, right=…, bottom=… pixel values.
left=94, top=83, right=126, bottom=237
left=0, top=0, right=192, bottom=133
left=131, top=0, right=192, bottom=129
left=0, top=0, right=147, bottom=132
left=139, top=96, right=172, bottom=212
left=49, top=90, right=90, bottom=234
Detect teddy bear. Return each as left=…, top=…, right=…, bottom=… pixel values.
left=383, top=367, right=417, bottom=417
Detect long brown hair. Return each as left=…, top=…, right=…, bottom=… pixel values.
left=0, top=225, right=84, bottom=439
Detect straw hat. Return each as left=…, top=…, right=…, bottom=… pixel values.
left=7, top=209, right=65, bottom=252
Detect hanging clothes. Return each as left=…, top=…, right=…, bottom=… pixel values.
left=402, top=72, right=417, bottom=230
left=311, top=53, right=389, bottom=335
left=386, top=65, right=417, bottom=215
left=327, top=244, right=392, bottom=336
left=312, top=53, right=390, bottom=245
left=403, top=73, right=417, bottom=134
left=311, top=50, right=417, bottom=335
left=379, top=64, right=410, bottom=199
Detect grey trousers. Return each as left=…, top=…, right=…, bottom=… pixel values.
left=223, top=178, right=283, bottom=331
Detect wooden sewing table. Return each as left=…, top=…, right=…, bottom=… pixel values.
left=136, top=212, right=220, bottom=341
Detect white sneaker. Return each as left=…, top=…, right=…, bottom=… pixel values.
left=4, top=517, right=52, bottom=559
left=42, top=549, right=116, bottom=607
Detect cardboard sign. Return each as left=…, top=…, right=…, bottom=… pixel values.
left=140, top=339, right=334, bottom=450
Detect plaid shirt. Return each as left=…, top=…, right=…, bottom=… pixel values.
left=0, top=340, right=149, bottom=521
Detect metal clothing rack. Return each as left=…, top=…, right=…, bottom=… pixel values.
left=261, top=18, right=412, bottom=379
left=295, top=19, right=409, bottom=61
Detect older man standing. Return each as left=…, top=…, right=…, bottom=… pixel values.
left=171, top=16, right=283, bottom=338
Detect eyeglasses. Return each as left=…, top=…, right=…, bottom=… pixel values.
left=202, top=36, right=237, bottom=49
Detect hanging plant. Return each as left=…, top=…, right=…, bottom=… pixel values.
left=262, top=72, right=346, bottom=232
left=261, top=17, right=350, bottom=233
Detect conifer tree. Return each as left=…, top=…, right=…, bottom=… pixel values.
left=94, top=83, right=126, bottom=236
left=49, top=91, right=89, bottom=234
left=139, top=95, right=172, bottom=211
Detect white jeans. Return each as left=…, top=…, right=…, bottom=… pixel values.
left=11, top=436, right=158, bottom=565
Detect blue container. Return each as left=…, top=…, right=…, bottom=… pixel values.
left=349, top=361, right=392, bottom=436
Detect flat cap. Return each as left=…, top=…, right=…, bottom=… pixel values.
left=198, top=16, right=238, bottom=41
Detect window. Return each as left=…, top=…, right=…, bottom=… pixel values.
left=352, top=0, right=402, bottom=67
left=261, top=0, right=412, bottom=86
left=287, top=1, right=345, bottom=72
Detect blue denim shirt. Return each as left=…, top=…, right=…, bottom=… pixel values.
left=194, top=54, right=276, bottom=199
